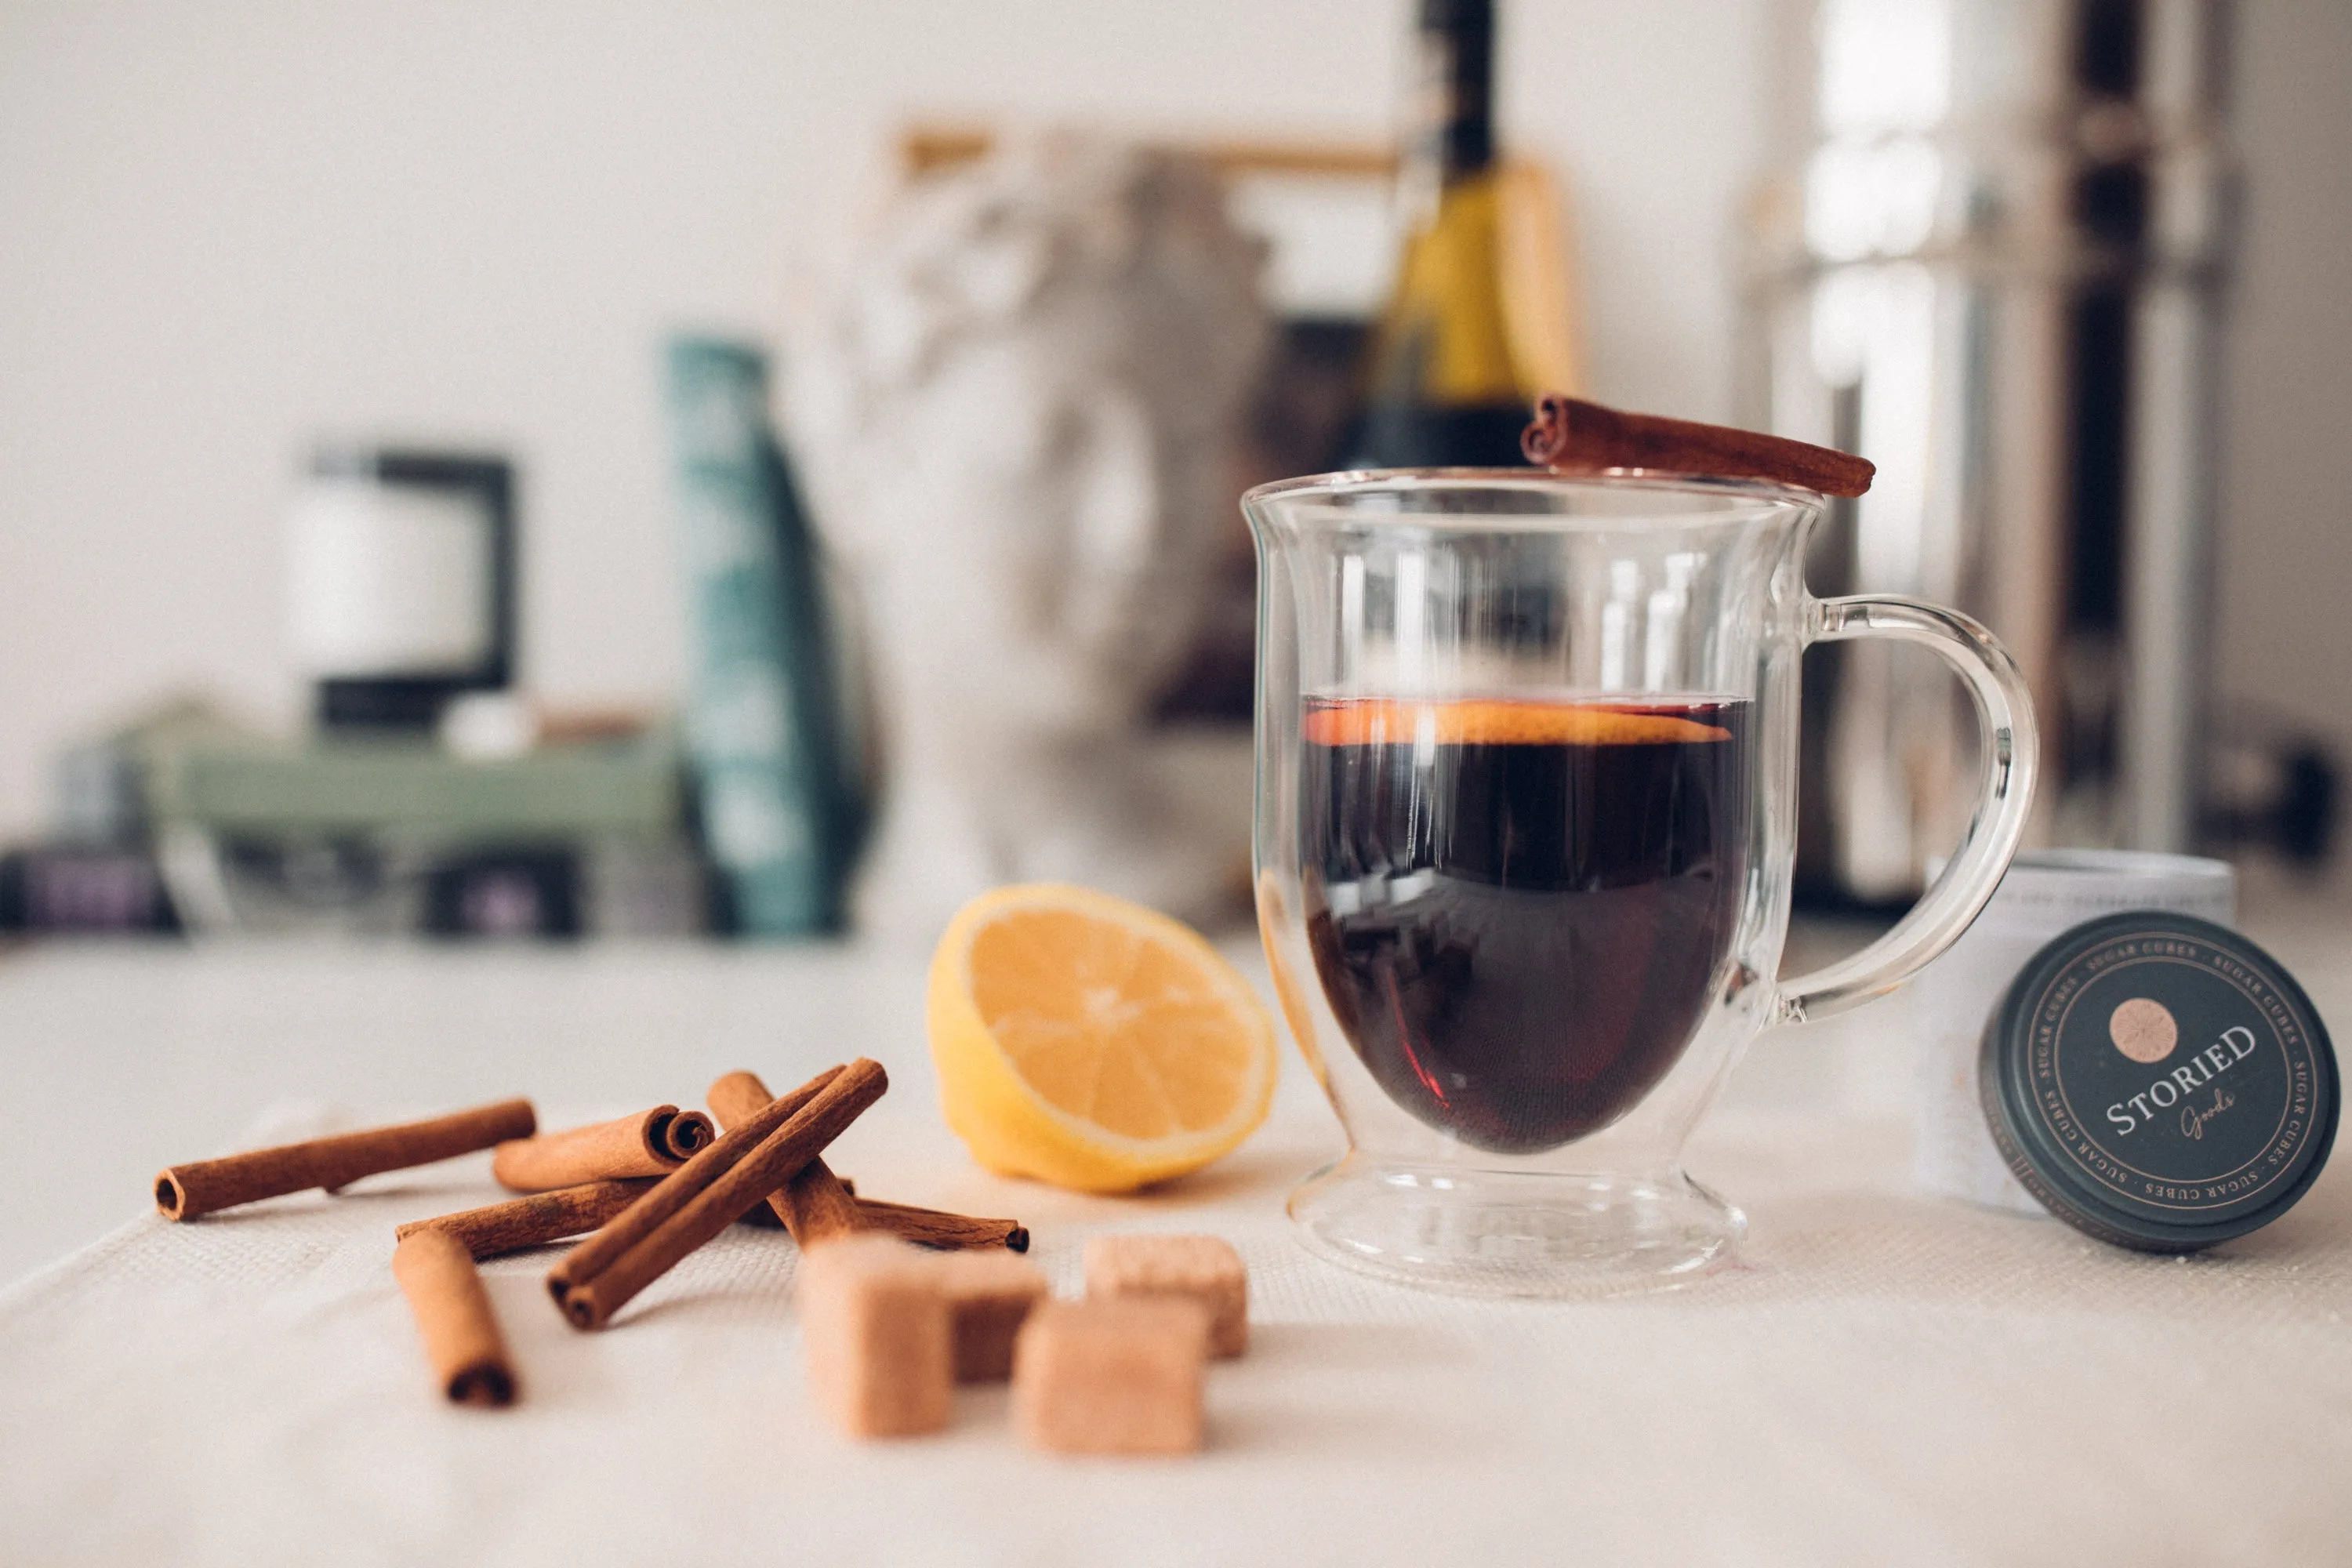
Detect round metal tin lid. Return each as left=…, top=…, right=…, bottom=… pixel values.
left=1979, top=910, right=2339, bottom=1252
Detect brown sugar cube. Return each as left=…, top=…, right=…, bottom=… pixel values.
left=798, top=1236, right=952, bottom=1439
left=933, top=1250, right=1048, bottom=1383
left=1011, top=1298, right=1210, bottom=1456
left=1083, top=1233, right=1248, bottom=1358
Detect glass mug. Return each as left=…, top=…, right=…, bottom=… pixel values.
left=1245, top=470, right=2036, bottom=1294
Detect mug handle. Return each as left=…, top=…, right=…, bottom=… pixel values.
left=1774, top=594, right=2040, bottom=1024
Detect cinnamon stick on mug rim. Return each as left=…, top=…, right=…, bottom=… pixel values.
left=155, top=1098, right=538, bottom=1221
left=563, top=1058, right=889, bottom=1330
left=397, top=1179, right=657, bottom=1261
left=1521, top=394, right=1875, bottom=499
left=489, top=1105, right=714, bottom=1192
left=393, top=1226, right=518, bottom=1407
left=546, top=1065, right=844, bottom=1304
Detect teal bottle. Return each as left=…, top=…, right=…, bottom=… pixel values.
left=664, top=338, right=864, bottom=935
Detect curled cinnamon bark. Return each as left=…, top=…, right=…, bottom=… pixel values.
left=1522, top=394, right=1874, bottom=498
left=490, top=1106, right=713, bottom=1192
left=659, top=1112, right=713, bottom=1160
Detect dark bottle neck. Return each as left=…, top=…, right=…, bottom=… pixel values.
left=1410, top=0, right=1496, bottom=182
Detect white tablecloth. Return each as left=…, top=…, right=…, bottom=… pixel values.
left=1, top=939, right=2347, bottom=1566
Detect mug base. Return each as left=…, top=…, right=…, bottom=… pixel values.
left=1286, top=1156, right=1744, bottom=1298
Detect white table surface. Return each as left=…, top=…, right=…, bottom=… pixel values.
left=2, top=910, right=2348, bottom=1566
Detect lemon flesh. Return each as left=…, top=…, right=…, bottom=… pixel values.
left=927, top=884, right=1277, bottom=1193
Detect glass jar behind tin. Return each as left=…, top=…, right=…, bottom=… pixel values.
left=1910, top=850, right=2235, bottom=1212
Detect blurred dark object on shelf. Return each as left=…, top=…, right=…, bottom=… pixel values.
left=1156, top=317, right=1370, bottom=724
left=1746, top=0, right=2263, bottom=906
left=0, top=846, right=179, bottom=936
left=420, top=848, right=580, bottom=940
left=1254, top=319, right=1377, bottom=480
left=2, top=698, right=234, bottom=938
left=664, top=337, right=869, bottom=939
left=289, top=448, right=516, bottom=734
left=178, top=834, right=704, bottom=940
left=2205, top=718, right=2339, bottom=869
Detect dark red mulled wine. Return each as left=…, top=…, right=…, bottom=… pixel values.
left=1301, top=696, right=1753, bottom=1153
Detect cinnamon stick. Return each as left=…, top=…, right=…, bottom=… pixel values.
left=734, top=1174, right=852, bottom=1229
left=561, top=1058, right=888, bottom=1330
left=489, top=1105, right=713, bottom=1192
left=545, top=1064, right=844, bottom=1305
left=155, top=1098, right=537, bottom=1221
left=707, top=1069, right=862, bottom=1243
left=1522, top=394, right=1875, bottom=498
left=731, top=1190, right=1024, bottom=1250
left=855, top=1198, right=1029, bottom=1254
left=396, top=1179, right=656, bottom=1260
left=392, top=1227, right=517, bottom=1406
left=782, top=1160, right=864, bottom=1246
left=709, top=1069, right=1024, bottom=1250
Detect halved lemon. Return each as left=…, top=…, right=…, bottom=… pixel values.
left=927, top=884, right=1278, bottom=1193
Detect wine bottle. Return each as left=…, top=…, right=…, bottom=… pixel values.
left=1345, top=0, right=1541, bottom=468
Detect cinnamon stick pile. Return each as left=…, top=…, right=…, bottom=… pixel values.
left=548, top=1061, right=889, bottom=1329
left=151, top=1067, right=1028, bottom=1410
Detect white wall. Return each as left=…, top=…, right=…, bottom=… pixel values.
left=0, top=0, right=1763, bottom=833
left=1, top=1, right=2345, bottom=880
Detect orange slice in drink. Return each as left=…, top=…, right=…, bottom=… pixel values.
left=1302, top=698, right=1731, bottom=748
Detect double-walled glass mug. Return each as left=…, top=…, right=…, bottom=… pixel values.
left=1245, top=470, right=2037, bottom=1294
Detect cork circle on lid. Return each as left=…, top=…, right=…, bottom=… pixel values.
left=1979, top=910, right=2339, bottom=1254
left=2108, top=996, right=2179, bottom=1063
